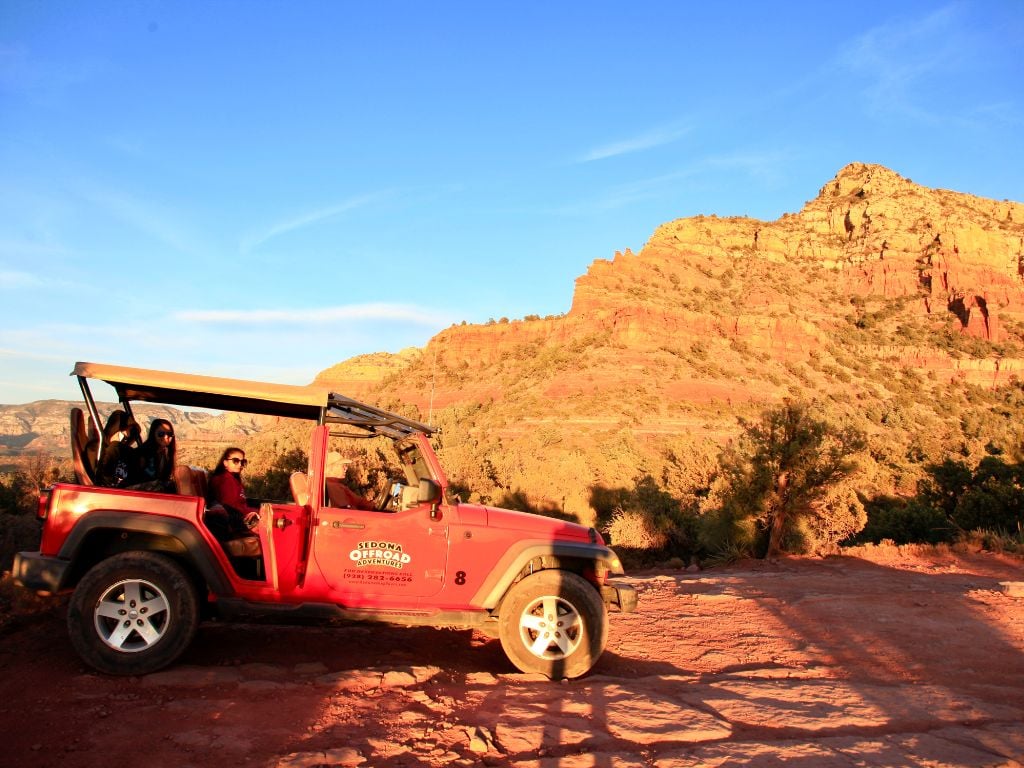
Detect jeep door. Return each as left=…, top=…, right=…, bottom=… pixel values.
left=312, top=499, right=449, bottom=599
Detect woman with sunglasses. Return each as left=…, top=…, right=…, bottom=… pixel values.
left=127, top=418, right=176, bottom=492
left=205, top=447, right=257, bottom=542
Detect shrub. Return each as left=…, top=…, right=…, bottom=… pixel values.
left=697, top=504, right=761, bottom=561
left=854, top=496, right=954, bottom=545
left=591, top=475, right=696, bottom=557
left=805, top=484, right=866, bottom=553
left=705, top=401, right=867, bottom=557
left=957, top=526, right=1024, bottom=555
left=607, top=507, right=668, bottom=550
left=245, top=447, right=308, bottom=502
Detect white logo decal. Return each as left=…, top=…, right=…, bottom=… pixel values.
left=349, top=540, right=412, bottom=569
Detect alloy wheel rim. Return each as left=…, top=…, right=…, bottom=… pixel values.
left=93, top=578, right=171, bottom=652
left=518, top=595, right=583, bottom=660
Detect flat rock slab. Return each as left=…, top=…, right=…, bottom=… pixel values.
left=1000, top=581, right=1024, bottom=598
left=697, top=679, right=1024, bottom=732
left=653, top=722, right=1024, bottom=767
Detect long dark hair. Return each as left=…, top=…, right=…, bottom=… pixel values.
left=144, top=418, right=177, bottom=465
left=212, top=447, right=245, bottom=477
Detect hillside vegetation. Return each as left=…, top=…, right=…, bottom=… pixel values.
left=3, top=164, right=1023, bottom=564
left=312, top=164, right=1024, bottom=557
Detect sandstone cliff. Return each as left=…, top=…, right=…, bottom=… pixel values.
left=315, top=164, right=1024, bottom=522
left=315, top=164, right=1022, bottom=402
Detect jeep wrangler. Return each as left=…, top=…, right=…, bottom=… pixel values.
left=14, top=362, right=636, bottom=679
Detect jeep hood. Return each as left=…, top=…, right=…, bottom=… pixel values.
left=457, top=503, right=603, bottom=544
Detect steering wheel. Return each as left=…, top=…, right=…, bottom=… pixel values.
left=373, top=480, right=401, bottom=511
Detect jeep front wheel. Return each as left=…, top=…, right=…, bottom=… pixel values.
left=497, top=570, right=608, bottom=679
left=67, top=551, right=199, bottom=675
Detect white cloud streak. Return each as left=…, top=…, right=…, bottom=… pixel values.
left=175, top=302, right=453, bottom=327
left=577, top=121, right=691, bottom=163
left=836, top=5, right=964, bottom=120
left=240, top=193, right=388, bottom=254
left=73, top=182, right=201, bottom=254
left=0, top=269, right=41, bottom=288
left=702, top=151, right=789, bottom=185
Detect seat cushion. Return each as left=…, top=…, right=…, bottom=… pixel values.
left=224, top=534, right=262, bottom=558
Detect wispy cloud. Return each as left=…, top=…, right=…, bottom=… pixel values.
left=0, top=346, right=70, bottom=362
left=703, top=151, right=789, bottom=185
left=577, top=121, right=691, bottom=163
left=240, top=192, right=389, bottom=254
left=552, top=169, right=697, bottom=216
left=72, top=181, right=201, bottom=254
left=836, top=5, right=965, bottom=120
left=0, top=238, right=70, bottom=259
left=0, top=42, right=103, bottom=105
left=175, top=302, right=453, bottom=327
left=0, top=269, right=42, bottom=288
left=554, top=150, right=790, bottom=217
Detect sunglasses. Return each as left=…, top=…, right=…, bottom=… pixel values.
left=227, top=457, right=248, bottom=467
left=156, top=430, right=174, bottom=439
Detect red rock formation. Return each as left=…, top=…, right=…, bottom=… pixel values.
left=329, top=164, right=1023, bottom=419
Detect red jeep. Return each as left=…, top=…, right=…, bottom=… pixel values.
left=14, top=362, right=636, bottom=679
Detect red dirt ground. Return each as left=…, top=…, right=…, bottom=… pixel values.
left=1, top=547, right=1022, bottom=767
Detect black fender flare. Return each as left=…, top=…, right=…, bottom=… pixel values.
left=57, top=510, right=233, bottom=595
left=471, top=541, right=619, bottom=609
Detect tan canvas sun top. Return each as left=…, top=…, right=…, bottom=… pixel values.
left=73, top=361, right=331, bottom=420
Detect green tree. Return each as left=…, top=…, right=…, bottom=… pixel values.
left=920, top=455, right=1024, bottom=534
left=709, top=401, right=867, bottom=557
left=244, top=447, right=308, bottom=502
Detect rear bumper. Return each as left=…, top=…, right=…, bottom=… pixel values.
left=12, top=552, right=69, bottom=593
left=602, top=578, right=638, bottom=613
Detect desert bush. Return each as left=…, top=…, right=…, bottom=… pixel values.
left=914, top=455, right=1024, bottom=535
left=0, top=455, right=70, bottom=516
left=956, top=526, right=1024, bottom=555
left=803, top=483, right=866, bottom=553
left=949, top=456, right=1024, bottom=533
left=697, top=503, right=761, bottom=561
left=0, top=458, right=66, bottom=570
left=591, top=474, right=696, bottom=556
left=245, top=447, right=309, bottom=502
left=855, top=496, right=954, bottom=545
left=702, top=401, right=867, bottom=558
left=607, top=507, right=668, bottom=550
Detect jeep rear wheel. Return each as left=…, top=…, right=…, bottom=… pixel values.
left=67, top=551, right=199, bottom=675
left=498, top=570, right=608, bottom=679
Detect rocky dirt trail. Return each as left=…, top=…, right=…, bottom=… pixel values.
left=1, top=549, right=1022, bottom=767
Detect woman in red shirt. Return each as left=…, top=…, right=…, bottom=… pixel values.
left=205, top=447, right=257, bottom=542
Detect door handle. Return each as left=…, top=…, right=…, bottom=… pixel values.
left=275, top=516, right=293, bottom=530
left=337, top=520, right=365, bottom=530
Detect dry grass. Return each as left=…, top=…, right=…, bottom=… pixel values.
left=842, top=535, right=1024, bottom=567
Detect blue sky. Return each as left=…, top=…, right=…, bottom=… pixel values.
left=2, top=1, right=1022, bottom=403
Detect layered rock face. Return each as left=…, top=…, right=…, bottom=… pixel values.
left=572, top=163, right=1023, bottom=345
left=347, top=163, right=1024, bottom=415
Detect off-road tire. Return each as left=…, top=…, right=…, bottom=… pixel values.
left=498, top=569, right=608, bottom=679
left=67, top=551, right=199, bottom=675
